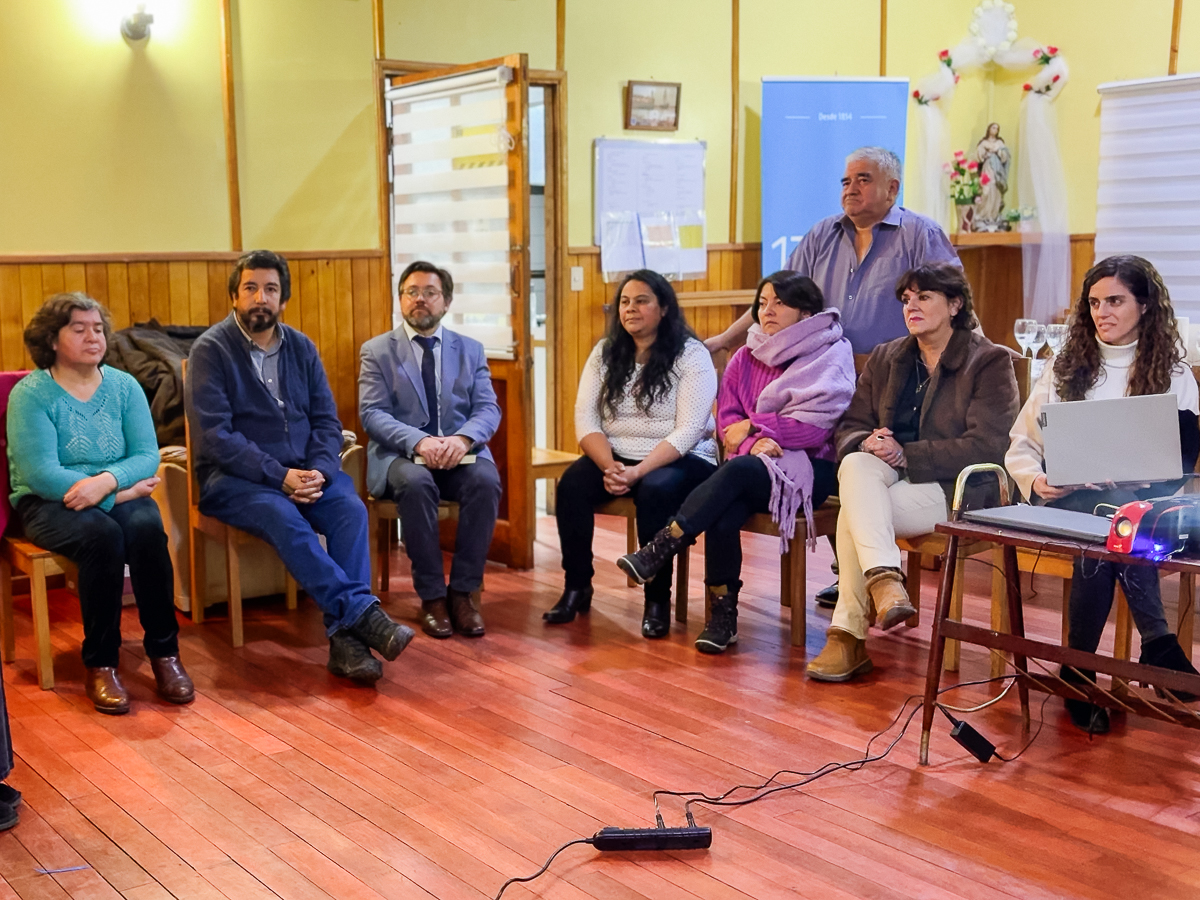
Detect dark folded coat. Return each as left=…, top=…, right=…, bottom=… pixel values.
left=105, top=320, right=208, bottom=446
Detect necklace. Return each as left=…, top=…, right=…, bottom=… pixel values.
left=915, top=357, right=932, bottom=394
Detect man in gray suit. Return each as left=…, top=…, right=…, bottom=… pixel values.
left=359, top=261, right=503, bottom=639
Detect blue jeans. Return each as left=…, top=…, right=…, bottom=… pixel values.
left=199, top=470, right=376, bottom=635
left=18, top=496, right=179, bottom=668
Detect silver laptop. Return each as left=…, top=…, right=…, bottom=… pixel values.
left=962, top=504, right=1113, bottom=543
left=1042, top=394, right=1181, bottom=488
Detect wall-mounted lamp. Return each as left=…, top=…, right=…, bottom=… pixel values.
left=120, top=4, right=154, bottom=42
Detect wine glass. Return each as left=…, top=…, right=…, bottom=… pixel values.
left=1028, top=324, right=1047, bottom=358
left=1045, top=323, right=1068, bottom=355
left=1013, top=318, right=1036, bottom=357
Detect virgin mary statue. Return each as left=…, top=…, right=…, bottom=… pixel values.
left=973, top=123, right=1010, bottom=230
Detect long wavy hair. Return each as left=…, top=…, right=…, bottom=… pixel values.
left=1053, top=255, right=1183, bottom=401
left=599, top=269, right=696, bottom=417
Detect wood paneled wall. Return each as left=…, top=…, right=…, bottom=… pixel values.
left=0, top=251, right=390, bottom=439
left=555, top=243, right=762, bottom=449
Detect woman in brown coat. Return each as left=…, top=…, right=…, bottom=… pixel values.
left=807, top=263, right=1019, bottom=682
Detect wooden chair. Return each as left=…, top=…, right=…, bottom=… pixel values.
left=742, top=498, right=841, bottom=647
left=368, top=497, right=459, bottom=593
left=0, top=539, right=78, bottom=690
left=182, top=361, right=297, bottom=648
left=597, top=496, right=692, bottom=622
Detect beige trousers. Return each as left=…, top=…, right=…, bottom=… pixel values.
left=830, top=452, right=948, bottom=640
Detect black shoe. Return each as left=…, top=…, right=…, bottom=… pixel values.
left=0, top=785, right=20, bottom=809
left=1139, top=634, right=1200, bottom=702
left=543, top=587, right=593, bottom=624
left=696, top=588, right=738, bottom=655
left=0, top=801, right=16, bottom=832
left=618, top=522, right=687, bottom=585
left=641, top=597, right=671, bottom=639
left=328, top=631, right=383, bottom=685
left=350, top=602, right=415, bottom=662
left=1060, top=667, right=1110, bottom=735
left=814, top=581, right=839, bottom=609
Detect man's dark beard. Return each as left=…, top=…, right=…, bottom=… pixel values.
left=238, top=308, right=279, bottom=334
left=404, top=308, right=445, bottom=332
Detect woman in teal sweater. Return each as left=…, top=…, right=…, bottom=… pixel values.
left=8, top=293, right=193, bottom=715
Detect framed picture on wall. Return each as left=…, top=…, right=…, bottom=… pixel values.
left=624, top=81, right=681, bottom=131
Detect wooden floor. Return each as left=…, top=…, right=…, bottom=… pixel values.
left=1, top=514, right=1200, bottom=900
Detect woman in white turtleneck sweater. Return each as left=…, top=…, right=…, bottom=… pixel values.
left=1007, top=255, right=1200, bottom=735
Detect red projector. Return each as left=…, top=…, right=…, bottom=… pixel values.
left=1107, top=497, right=1200, bottom=559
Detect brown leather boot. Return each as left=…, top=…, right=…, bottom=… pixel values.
left=150, top=656, right=195, bottom=704
left=806, top=628, right=873, bottom=682
left=419, top=598, right=453, bottom=638
left=448, top=589, right=485, bottom=637
left=866, top=569, right=916, bottom=631
left=85, top=667, right=131, bottom=715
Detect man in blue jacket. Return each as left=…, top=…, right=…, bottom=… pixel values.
left=359, top=261, right=502, bottom=639
left=186, top=249, right=414, bottom=685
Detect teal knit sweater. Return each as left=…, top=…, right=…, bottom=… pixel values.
left=7, top=366, right=160, bottom=512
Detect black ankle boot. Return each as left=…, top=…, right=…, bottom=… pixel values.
left=641, top=596, right=671, bottom=639
left=1060, top=667, right=1110, bottom=734
left=1139, top=634, right=1200, bottom=703
left=696, top=586, right=739, bottom=654
left=617, top=521, right=687, bottom=585
left=544, top=587, right=593, bottom=624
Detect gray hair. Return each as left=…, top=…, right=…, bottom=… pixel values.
left=846, top=147, right=902, bottom=185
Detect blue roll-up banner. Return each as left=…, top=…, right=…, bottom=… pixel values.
left=760, top=77, right=910, bottom=276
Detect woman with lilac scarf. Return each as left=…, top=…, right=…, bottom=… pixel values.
left=618, top=272, right=855, bottom=654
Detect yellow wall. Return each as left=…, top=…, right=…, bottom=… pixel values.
left=235, top=0, right=378, bottom=250
left=564, top=0, right=732, bottom=246
left=0, top=0, right=228, bottom=252
left=737, top=0, right=880, bottom=243
left=385, top=0, right=556, bottom=69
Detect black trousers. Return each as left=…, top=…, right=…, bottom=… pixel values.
left=18, top=496, right=180, bottom=668
left=556, top=453, right=716, bottom=603
left=674, top=454, right=837, bottom=588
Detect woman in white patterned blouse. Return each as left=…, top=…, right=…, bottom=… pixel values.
left=545, top=269, right=718, bottom=638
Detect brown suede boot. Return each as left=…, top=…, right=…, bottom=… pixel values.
left=865, top=569, right=916, bottom=631
left=806, top=627, right=873, bottom=682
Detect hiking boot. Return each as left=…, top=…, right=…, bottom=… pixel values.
left=350, top=602, right=415, bottom=661
left=618, top=521, right=687, bottom=585
left=327, top=631, right=383, bottom=685
left=696, top=586, right=738, bottom=654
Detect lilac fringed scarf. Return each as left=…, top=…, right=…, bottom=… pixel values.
left=744, top=310, right=856, bottom=551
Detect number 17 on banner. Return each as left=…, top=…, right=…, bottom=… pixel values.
left=769, top=235, right=804, bottom=271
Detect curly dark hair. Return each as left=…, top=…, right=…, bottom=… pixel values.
left=1053, top=255, right=1182, bottom=401
left=751, top=271, right=825, bottom=324
left=598, top=269, right=696, bottom=417
left=24, top=293, right=113, bottom=370
left=894, top=263, right=978, bottom=330
left=228, top=249, right=291, bottom=302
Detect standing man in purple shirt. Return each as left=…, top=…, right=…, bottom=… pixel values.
left=705, top=147, right=960, bottom=604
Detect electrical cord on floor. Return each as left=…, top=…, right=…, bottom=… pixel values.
left=491, top=664, right=1048, bottom=895
left=493, top=837, right=595, bottom=900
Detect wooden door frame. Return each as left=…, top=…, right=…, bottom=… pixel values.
left=374, top=56, right=563, bottom=569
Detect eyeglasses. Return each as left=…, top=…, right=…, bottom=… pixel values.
left=402, top=287, right=443, bottom=301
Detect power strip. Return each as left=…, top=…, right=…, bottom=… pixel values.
left=591, top=827, right=713, bottom=852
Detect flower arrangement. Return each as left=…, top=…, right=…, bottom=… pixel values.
left=1003, top=206, right=1036, bottom=224
left=1034, top=45, right=1059, bottom=65
left=945, top=150, right=985, bottom=204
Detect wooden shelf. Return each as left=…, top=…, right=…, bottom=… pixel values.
left=951, top=231, right=1025, bottom=247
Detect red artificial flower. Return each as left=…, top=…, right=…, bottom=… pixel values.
left=913, top=90, right=920, bottom=99
left=954, top=149, right=966, bottom=159
left=939, top=49, right=950, bottom=60
left=1023, top=83, right=1033, bottom=91
left=954, top=73, right=961, bottom=83
left=1052, top=74, right=1061, bottom=83
left=981, top=173, right=991, bottom=185
left=1047, top=45, right=1058, bottom=55
left=1033, top=48, right=1042, bottom=57
left=967, top=160, right=978, bottom=170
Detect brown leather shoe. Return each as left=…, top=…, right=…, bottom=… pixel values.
left=448, top=588, right=485, bottom=637
left=806, top=628, right=873, bottom=683
left=150, top=656, right=195, bottom=705
left=85, top=667, right=131, bottom=715
left=420, top=598, right=453, bottom=639
left=866, top=569, right=916, bottom=631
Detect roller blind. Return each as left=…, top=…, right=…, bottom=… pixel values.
left=387, top=66, right=516, bottom=357
left=1096, top=74, right=1200, bottom=318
